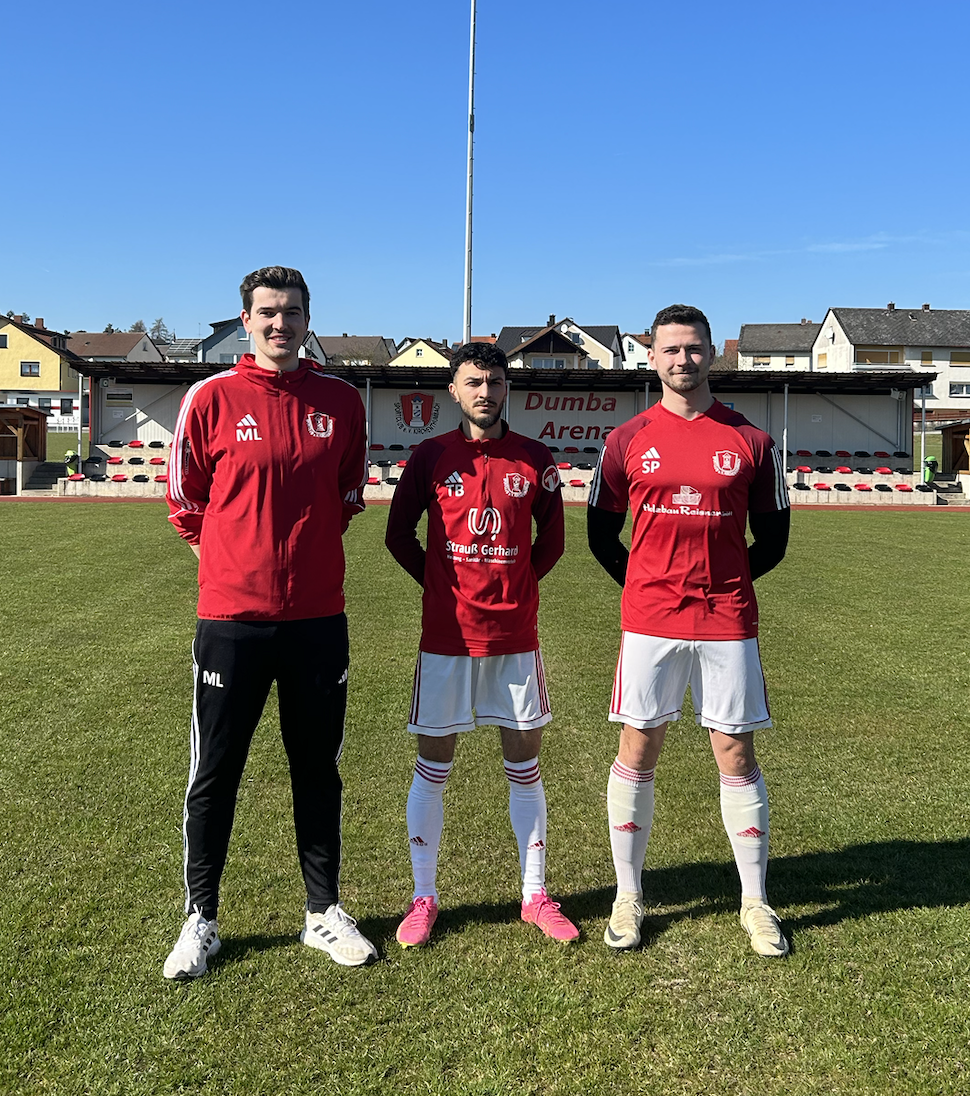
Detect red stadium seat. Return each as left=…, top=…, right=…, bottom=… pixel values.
left=396, top=460, right=408, bottom=468
left=369, top=443, right=385, bottom=451
left=569, top=479, right=584, bottom=487
left=873, top=450, right=890, bottom=458
left=795, top=465, right=812, bottom=473
left=149, top=457, right=166, bottom=465
left=557, top=462, right=571, bottom=470
left=563, top=446, right=579, bottom=453
left=895, top=484, right=914, bottom=492
left=813, top=482, right=831, bottom=490
left=796, top=449, right=812, bottom=457
left=68, top=473, right=85, bottom=481
left=835, top=450, right=851, bottom=457
left=854, top=483, right=872, bottom=492
left=154, top=475, right=168, bottom=483
left=128, top=440, right=144, bottom=448
left=367, top=476, right=379, bottom=485
left=111, top=474, right=127, bottom=482
left=875, top=467, right=893, bottom=475
left=107, top=456, right=123, bottom=465
left=836, top=466, right=852, bottom=474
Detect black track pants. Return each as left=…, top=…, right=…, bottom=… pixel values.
left=182, top=615, right=349, bottom=919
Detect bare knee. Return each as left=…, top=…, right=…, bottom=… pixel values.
left=417, top=733, right=458, bottom=764
left=709, top=730, right=756, bottom=776
left=617, top=722, right=666, bottom=771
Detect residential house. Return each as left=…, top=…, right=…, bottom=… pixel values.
left=811, top=304, right=969, bottom=419
left=316, top=335, right=397, bottom=368
left=200, top=318, right=252, bottom=364
left=68, top=331, right=165, bottom=362
left=496, top=317, right=623, bottom=370
left=0, top=315, right=87, bottom=427
left=621, top=331, right=652, bottom=369
left=164, top=338, right=204, bottom=362
left=388, top=338, right=454, bottom=368
left=737, top=320, right=821, bottom=370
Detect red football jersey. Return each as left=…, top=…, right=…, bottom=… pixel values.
left=589, top=400, right=788, bottom=640
left=385, top=427, right=564, bottom=657
left=167, top=355, right=367, bottom=622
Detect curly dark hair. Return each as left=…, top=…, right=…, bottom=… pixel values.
left=449, top=341, right=509, bottom=379
left=650, top=304, right=711, bottom=346
left=239, top=266, right=310, bottom=317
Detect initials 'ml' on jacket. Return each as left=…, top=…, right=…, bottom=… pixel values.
left=167, top=354, right=366, bottom=622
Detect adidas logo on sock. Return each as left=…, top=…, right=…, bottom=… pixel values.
left=612, top=821, right=642, bottom=833
left=736, top=826, right=766, bottom=838
left=409, top=836, right=428, bottom=846
left=528, top=839, right=545, bottom=850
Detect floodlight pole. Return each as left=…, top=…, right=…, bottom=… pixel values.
left=462, top=0, right=477, bottom=346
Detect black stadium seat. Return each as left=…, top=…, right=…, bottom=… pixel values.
left=90, top=474, right=107, bottom=482
left=834, top=483, right=851, bottom=492
left=129, top=457, right=144, bottom=465
left=387, top=476, right=400, bottom=484
left=149, top=440, right=165, bottom=448
left=815, top=450, right=832, bottom=457
left=854, top=450, right=870, bottom=458
left=815, top=466, right=833, bottom=474
left=875, top=484, right=892, bottom=492
left=792, top=483, right=810, bottom=491
left=389, top=443, right=404, bottom=451
left=376, top=460, right=392, bottom=468
left=916, top=484, right=933, bottom=493
left=577, top=462, right=594, bottom=470
left=133, top=474, right=149, bottom=482
left=893, top=450, right=909, bottom=458
left=583, top=446, right=599, bottom=454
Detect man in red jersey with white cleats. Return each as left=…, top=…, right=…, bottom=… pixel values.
left=588, top=304, right=790, bottom=958
left=386, top=342, right=578, bottom=947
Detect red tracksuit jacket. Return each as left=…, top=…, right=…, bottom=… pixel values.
left=385, top=426, right=564, bottom=656
left=167, top=355, right=366, bottom=621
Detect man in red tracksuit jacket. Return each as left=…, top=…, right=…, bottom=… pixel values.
left=385, top=341, right=579, bottom=948
left=163, top=266, right=376, bottom=978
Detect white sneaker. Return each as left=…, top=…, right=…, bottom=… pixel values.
left=300, top=903, right=378, bottom=967
left=740, top=900, right=789, bottom=958
left=163, top=911, right=221, bottom=980
left=603, top=891, right=644, bottom=950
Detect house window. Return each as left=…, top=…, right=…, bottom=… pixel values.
left=949, top=384, right=970, bottom=396
left=854, top=347, right=901, bottom=364
left=0, top=334, right=7, bottom=348
left=220, top=354, right=237, bottom=363
left=785, top=356, right=795, bottom=366
left=415, top=348, right=423, bottom=358
left=238, top=328, right=249, bottom=340
left=817, top=353, right=828, bottom=369
left=39, top=397, right=51, bottom=410
left=60, top=398, right=75, bottom=415
left=921, top=351, right=934, bottom=366
left=16, top=397, right=29, bottom=405
left=950, top=351, right=970, bottom=366
left=532, top=357, right=566, bottom=369
left=627, top=341, right=635, bottom=353
left=587, top=358, right=600, bottom=369
left=917, top=385, right=935, bottom=398
left=753, top=356, right=771, bottom=367
left=20, top=361, right=40, bottom=376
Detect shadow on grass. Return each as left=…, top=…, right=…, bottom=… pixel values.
left=566, top=837, right=970, bottom=943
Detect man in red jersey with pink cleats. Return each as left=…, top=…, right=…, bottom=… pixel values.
left=587, top=304, right=790, bottom=958
left=385, top=342, right=579, bottom=947
left=163, top=267, right=376, bottom=979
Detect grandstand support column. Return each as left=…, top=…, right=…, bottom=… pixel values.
left=365, top=378, right=372, bottom=447
left=782, top=383, right=789, bottom=476
left=77, top=369, right=83, bottom=457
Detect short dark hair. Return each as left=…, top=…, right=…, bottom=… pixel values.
left=449, top=341, right=508, bottom=379
left=239, top=266, right=310, bottom=317
left=650, top=304, right=712, bottom=346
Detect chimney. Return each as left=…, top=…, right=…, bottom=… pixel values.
left=35, top=317, right=44, bottom=329
left=922, top=303, right=931, bottom=311
left=800, top=318, right=807, bottom=324
left=13, top=314, right=23, bottom=323
left=342, top=332, right=348, bottom=338
left=548, top=314, right=556, bottom=327
left=887, top=302, right=895, bottom=311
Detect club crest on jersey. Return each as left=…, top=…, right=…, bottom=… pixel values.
left=713, top=450, right=741, bottom=476
left=541, top=466, right=561, bottom=493
left=503, top=472, right=530, bottom=498
left=672, top=485, right=702, bottom=506
left=468, top=506, right=502, bottom=540
left=305, top=412, right=333, bottom=438
left=394, top=391, right=440, bottom=435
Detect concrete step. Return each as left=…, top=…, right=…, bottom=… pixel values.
left=24, top=462, right=67, bottom=490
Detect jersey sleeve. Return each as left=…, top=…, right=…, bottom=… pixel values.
left=588, top=424, right=631, bottom=513
left=385, top=441, right=437, bottom=585
left=530, top=447, right=565, bottom=580
left=166, top=381, right=216, bottom=544
left=338, top=387, right=368, bottom=531
left=748, top=434, right=790, bottom=514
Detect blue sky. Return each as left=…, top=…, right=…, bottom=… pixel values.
left=4, top=0, right=969, bottom=349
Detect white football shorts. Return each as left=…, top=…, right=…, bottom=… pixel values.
left=408, top=650, right=552, bottom=736
left=609, top=631, right=772, bottom=735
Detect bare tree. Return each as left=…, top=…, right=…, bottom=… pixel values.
left=130, top=320, right=147, bottom=333
left=150, top=317, right=171, bottom=344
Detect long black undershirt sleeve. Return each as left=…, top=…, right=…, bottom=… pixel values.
left=587, top=505, right=629, bottom=587
left=748, top=508, right=790, bottom=581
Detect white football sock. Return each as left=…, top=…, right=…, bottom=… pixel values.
left=719, top=765, right=769, bottom=903
left=504, top=757, right=547, bottom=900
left=607, top=758, right=655, bottom=896
left=406, top=756, right=453, bottom=901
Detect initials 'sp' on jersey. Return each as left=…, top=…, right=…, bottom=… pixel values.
left=590, top=400, right=788, bottom=641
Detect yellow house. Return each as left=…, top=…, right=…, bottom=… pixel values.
left=387, top=338, right=454, bottom=368
left=0, top=315, right=85, bottom=421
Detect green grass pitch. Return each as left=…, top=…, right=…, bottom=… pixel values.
left=1, top=501, right=967, bottom=1095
